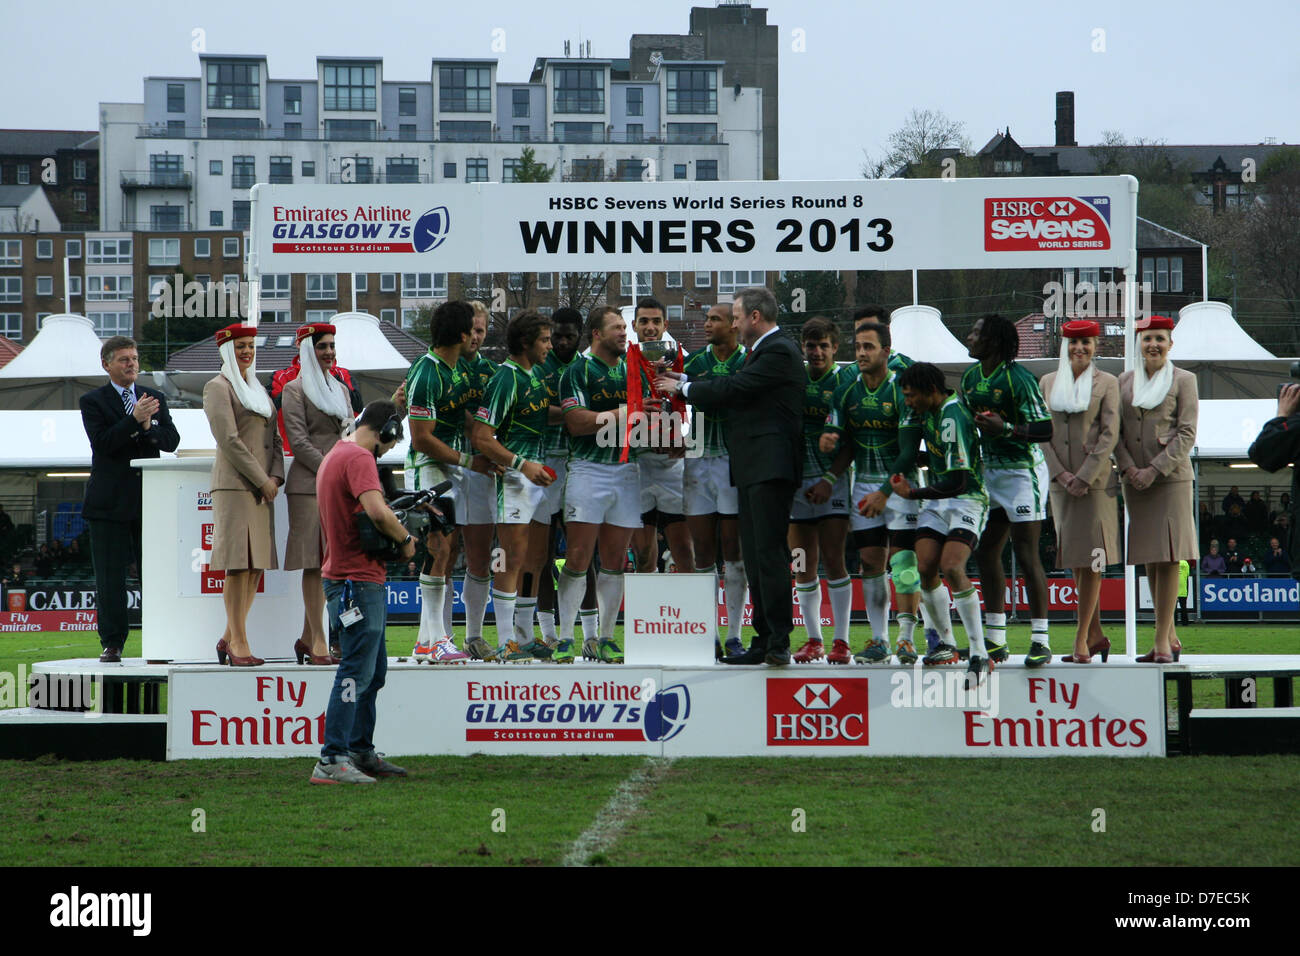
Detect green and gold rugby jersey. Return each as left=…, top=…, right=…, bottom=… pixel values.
left=958, top=361, right=1049, bottom=468
left=474, top=359, right=550, bottom=461
left=825, top=370, right=919, bottom=488
left=918, top=394, right=986, bottom=503
left=682, top=344, right=745, bottom=458
left=537, top=350, right=580, bottom=458
left=802, top=364, right=841, bottom=476
left=405, top=349, right=470, bottom=469
left=560, top=354, right=629, bottom=464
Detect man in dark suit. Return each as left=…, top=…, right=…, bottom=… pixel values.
left=657, top=287, right=806, bottom=665
left=80, top=336, right=180, bottom=662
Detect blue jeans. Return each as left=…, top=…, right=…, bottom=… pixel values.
left=321, top=578, right=388, bottom=760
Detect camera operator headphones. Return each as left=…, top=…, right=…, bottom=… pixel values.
left=348, top=412, right=403, bottom=444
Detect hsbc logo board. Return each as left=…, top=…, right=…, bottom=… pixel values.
left=766, top=678, right=869, bottom=747
left=984, top=195, right=1112, bottom=252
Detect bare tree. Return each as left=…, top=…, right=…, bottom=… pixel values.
left=862, top=108, right=972, bottom=178
left=1246, top=148, right=1300, bottom=341
left=558, top=272, right=614, bottom=313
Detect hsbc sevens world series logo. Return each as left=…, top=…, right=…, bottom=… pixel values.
left=414, top=206, right=451, bottom=253
left=984, top=196, right=1112, bottom=252
left=766, top=678, right=869, bottom=746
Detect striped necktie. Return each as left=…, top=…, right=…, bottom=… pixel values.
left=121, top=387, right=135, bottom=415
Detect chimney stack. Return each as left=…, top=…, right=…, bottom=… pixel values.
left=1055, top=91, right=1076, bottom=147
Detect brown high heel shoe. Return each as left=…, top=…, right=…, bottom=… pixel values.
left=1171, top=638, right=1182, bottom=662
left=295, top=638, right=339, bottom=665
left=1136, top=649, right=1173, bottom=663
left=217, top=638, right=264, bottom=667
left=1062, top=636, right=1109, bottom=663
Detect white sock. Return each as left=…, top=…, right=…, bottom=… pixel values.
left=596, top=569, right=624, bottom=641
left=443, top=575, right=454, bottom=638
left=464, top=573, right=491, bottom=640
left=918, top=600, right=935, bottom=635
left=491, top=590, right=517, bottom=646
left=796, top=581, right=824, bottom=642
left=556, top=567, right=586, bottom=641
left=954, top=587, right=986, bottom=658
left=1031, top=617, right=1050, bottom=648
left=419, top=575, right=444, bottom=645
left=985, top=611, right=1007, bottom=649
left=897, top=611, right=918, bottom=644
left=514, top=597, right=538, bottom=645
left=537, top=610, right=558, bottom=643
left=580, top=608, right=598, bottom=641
left=862, top=573, right=889, bottom=645
left=921, top=584, right=955, bottom=646
left=724, top=559, right=748, bottom=642
left=828, top=576, right=853, bottom=644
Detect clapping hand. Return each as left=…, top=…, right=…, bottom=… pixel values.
left=133, top=394, right=159, bottom=427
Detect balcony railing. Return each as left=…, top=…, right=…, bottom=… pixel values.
left=137, top=124, right=726, bottom=146
left=119, top=219, right=192, bottom=231
left=327, top=172, right=431, bottom=184
left=120, top=170, right=192, bottom=189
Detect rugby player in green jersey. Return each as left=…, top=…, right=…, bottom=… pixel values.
left=681, top=303, right=749, bottom=659
left=960, top=314, right=1054, bottom=667
left=820, top=321, right=924, bottom=664
left=471, top=311, right=557, bottom=662
left=556, top=306, right=639, bottom=663
left=788, top=318, right=855, bottom=664
left=405, top=301, right=497, bottom=664
left=892, top=361, right=993, bottom=689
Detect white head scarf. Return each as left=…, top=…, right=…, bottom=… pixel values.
left=298, top=337, right=351, bottom=421
left=218, top=336, right=274, bottom=419
left=1132, top=358, right=1174, bottom=409
left=1048, top=340, right=1093, bottom=414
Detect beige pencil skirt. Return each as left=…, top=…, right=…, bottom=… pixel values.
left=1049, top=484, right=1120, bottom=569
left=283, top=492, right=324, bottom=571
left=210, top=489, right=278, bottom=572
left=1123, top=479, right=1198, bottom=565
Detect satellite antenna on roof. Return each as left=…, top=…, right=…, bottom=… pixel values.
left=649, top=51, right=663, bottom=80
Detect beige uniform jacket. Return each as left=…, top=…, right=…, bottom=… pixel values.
left=1039, top=368, right=1120, bottom=489
left=203, top=374, right=285, bottom=494
left=280, top=377, right=346, bottom=495
left=1115, top=367, right=1198, bottom=483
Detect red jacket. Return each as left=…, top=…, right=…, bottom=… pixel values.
left=270, top=357, right=361, bottom=456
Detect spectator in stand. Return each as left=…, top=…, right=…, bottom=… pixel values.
left=34, top=545, right=54, bottom=578
left=49, top=539, right=65, bottom=567
left=67, top=539, right=83, bottom=564
left=1264, top=538, right=1291, bottom=574
left=1270, top=512, right=1291, bottom=542
left=1200, top=540, right=1226, bottom=576
left=1245, top=491, right=1269, bottom=532
left=1270, top=492, right=1291, bottom=524
left=405, top=560, right=418, bottom=579
left=1177, top=559, right=1190, bottom=626
left=3, top=561, right=26, bottom=592
left=1240, top=556, right=1257, bottom=574
left=1222, top=485, right=1245, bottom=515
left=0, top=505, right=13, bottom=538
left=1223, top=538, right=1243, bottom=574
left=1220, top=503, right=1249, bottom=542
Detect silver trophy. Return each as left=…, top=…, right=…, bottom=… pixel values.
left=639, top=338, right=678, bottom=413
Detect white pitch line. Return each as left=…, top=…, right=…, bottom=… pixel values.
left=563, top=756, right=675, bottom=867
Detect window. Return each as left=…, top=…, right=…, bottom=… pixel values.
left=668, top=305, right=683, bottom=323
left=232, top=201, right=250, bottom=230
left=87, top=275, right=133, bottom=301
left=207, top=61, right=260, bottom=109
left=232, top=155, right=255, bottom=189
left=439, top=66, right=491, bottom=112
left=402, top=273, right=447, bottom=297
left=460, top=273, right=491, bottom=299
left=502, top=158, right=521, bottom=182
left=324, top=119, right=376, bottom=140
left=223, top=237, right=240, bottom=258
left=667, top=68, right=716, bottom=114
left=195, top=237, right=211, bottom=258
left=65, top=240, right=81, bottom=259
left=207, top=116, right=260, bottom=138
left=555, top=122, right=601, bottom=144
left=615, top=159, right=643, bottom=182
left=301, top=161, right=315, bottom=177
left=261, top=310, right=291, bottom=325
left=380, top=273, right=396, bottom=293
left=620, top=271, right=651, bottom=297
left=696, top=159, right=718, bottom=181
left=90, top=312, right=133, bottom=339
left=568, top=158, right=604, bottom=181
left=465, top=158, right=488, bottom=182
left=36, top=276, right=53, bottom=296
left=344, top=156, right=374, bottom=184
left=512, top=89, right=530, bottom=118
left=261, top=274, right=290, bottom=299
left=323, top=63, right=376, bottom=111
left=307, top=274, right=337, bottom=300
left=17, top=165, right=30, bottom=184
left=1170, top=257, right=1183, bottom=293
left=148, top=275, right=170, bottom=299
left=401, top=308, right=421, bottom=330
left=269, top=156, right=292, bottom=184
left=210, top=210, right=224, bottom=227
left=283, top=85, right=301, bottom=115
left=353, top=273, right=367, bottom=293
left=718, top=270, right=764, bottom=294
left=553, top=67, right=604, bottom=113
left=666, top=272, right=682, bottom=288
left=695, top=272, right=711, bottom=288
left=284, top=122, right=302, bottom=139
left=514, top=125, right=530, bottom=142
left=399, top=124, right=417, bottom=141
left=87, top=238, right=132, bottom=264
left=0, top=241, right=19, bottom=266
left=223, top=274, right=240, bottom=292
left=167, top=83, right=185, bottom=113
left=1156, top=257, right=1169, bottom=293
left=380, top=308, right=397, bottom=324
left=674, top=163, right=687, bottom=180
left=0, top=278, right=20, bottom=303
left=67, top=276, right=81, bottom=296
left=538, top=307, right=553, bottom=317
left=443, top=162, right=457, bottom=179
left=626, top=123, right=643, bottom=143
left=194, top=274, right=210, bottom=287
left=0, top=314, right=21, bottom=340
left=148, top=238, right=180, bottom=266
left=168, top=120, right=186, bottom=135
left=667, top=123, right=717, bottom=144
left=73, top=159, right=87, bottom=181
left=1076, top=267, right=1100, bottom=288
left=37, top=239, right=53, bottom=259
left=626, top=87, right=643, bottom=116
left=386, top=157, right=419, bottom=183
left=439, top=120, right=491, bottom=142
left=399, top=87, right=417, bottom=116
left=508, top=273, right=524, bottom=291
left=536, top=272, right=553, bottom=291
left=993, top=159, right=1023, bottom=174
left=209, top=160, right=223, bottom=175
left=150, top=205, right=183, bottom=229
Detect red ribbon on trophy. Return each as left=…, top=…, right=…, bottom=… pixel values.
left=623, top=343, right=685, bottom=463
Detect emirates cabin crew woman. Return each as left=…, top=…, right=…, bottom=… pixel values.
left=281, top=322, right=355, bottom=665
left=204, top=323, right=285, bottom=667
left=1116, top=315, right=1198, bottom=663
left=1039, top=320, right=1121, bottom=664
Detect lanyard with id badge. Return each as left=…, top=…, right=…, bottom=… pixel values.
left=338, top=580, right=364, bottom=628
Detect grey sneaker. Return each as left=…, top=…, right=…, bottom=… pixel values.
left=855, top=638, right=892, bottom=664
left=350, top=750, right=407, bottom=777
left=465, top=636, right=497, bottom=661
left=310, top=756, right=376, bottom=785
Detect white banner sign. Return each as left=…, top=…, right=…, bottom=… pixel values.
left=251, top=177, right=1136, bottom=274
left=624, top=572, right=717, bottom=666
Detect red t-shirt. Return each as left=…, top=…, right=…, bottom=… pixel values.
left=317, top=440, right=387, bottom=584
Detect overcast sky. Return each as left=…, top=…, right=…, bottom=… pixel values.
left=5, top=0, right=1297, bottom=180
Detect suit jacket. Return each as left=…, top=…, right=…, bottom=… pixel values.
left=281, top=377, right=346, bottom=495
left=1115, top=366, right=1198, bottom=483
left=683, top=327, right=806, bottom=488
left=80, top=381, right=181, bottom=523
left=202, top=375, right=285, bottom=494
left=1039, top=368, right=1120, bottom=489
